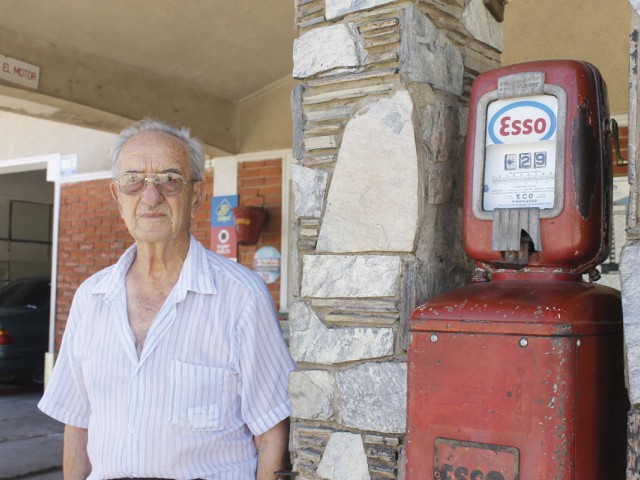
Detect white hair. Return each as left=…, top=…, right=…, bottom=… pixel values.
left=111, top=118, right=205, bottom=181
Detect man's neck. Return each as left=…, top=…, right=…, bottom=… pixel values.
left=130, top=234, right=191, bottom=282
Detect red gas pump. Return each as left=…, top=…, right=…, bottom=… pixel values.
left=406, top=60, right=628, bottom=479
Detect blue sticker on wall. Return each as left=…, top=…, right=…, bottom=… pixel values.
left=253, top=246, right=281, bottom=284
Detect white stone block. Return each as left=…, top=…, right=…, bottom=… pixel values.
left=301, top=254, right=401, bottom=298
left=304, top=135, right=339, bottom=150
left=289, top=370, right=336, bottom=420
left=620, top=244, right=640, bottom=404
left=336, top=362, right=407, bottom=433
left=317, top=432, right=371, bottom=480
left=317, top=91, right=420, bottom=253
left=293, top=23, right=366, bottom=78
left=326, top=0, right=395, bottom=20
left=289, top=301, right=394, bottom=364
left=462, top=0, right=504, bottom=51
left=292, top=164, right=328, bottom=218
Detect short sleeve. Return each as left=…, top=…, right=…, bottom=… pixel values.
left=38, top=286, right=92, bottom=428
left=237, top=288, right=296, bottom=435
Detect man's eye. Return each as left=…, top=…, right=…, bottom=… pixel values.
left=126, top=174, right=142, bottom=183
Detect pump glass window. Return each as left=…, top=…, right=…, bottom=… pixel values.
left=483, top=94, right=558, bottom=211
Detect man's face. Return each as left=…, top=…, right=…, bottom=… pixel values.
left=110, top=131, right=205, bottom=245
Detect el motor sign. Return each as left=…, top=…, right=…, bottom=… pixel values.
left=0, top=54, right=40, bottom=90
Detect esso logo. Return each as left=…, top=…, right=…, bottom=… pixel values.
left=487, top=100, right=556, bottom=145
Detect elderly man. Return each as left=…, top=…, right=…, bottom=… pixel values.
left=39, top=118, right=295, bottom=480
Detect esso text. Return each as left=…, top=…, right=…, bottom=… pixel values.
left=487, top=98, right=557, bottom=145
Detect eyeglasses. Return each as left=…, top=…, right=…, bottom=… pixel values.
left=114, top=172, right=196, bottom=196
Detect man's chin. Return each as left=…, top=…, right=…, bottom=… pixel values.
left=131, top=226, right=176, bottom=243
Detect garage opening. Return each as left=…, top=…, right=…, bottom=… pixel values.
left=0, top=170, right=53, bottom=287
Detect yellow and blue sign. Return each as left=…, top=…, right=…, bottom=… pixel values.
left=210, top=195, right=238, bottom=260
left=211, top=195, right=238, bottom=226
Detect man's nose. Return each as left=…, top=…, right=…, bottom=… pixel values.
left=140, top=179, right=164, bottom=204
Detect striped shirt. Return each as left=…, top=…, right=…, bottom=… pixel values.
left=38, top=235, right=295, bottom=480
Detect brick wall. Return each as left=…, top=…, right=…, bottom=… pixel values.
left=613, top=123, right=629, bottom=177
left=55, top=178, right=131, bottom=350
left=237, top=158, right=283, bottom=309
left=54, top=162, right=283, bottom=351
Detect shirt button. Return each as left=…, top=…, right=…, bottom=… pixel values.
left=129, top=427, right=135, bottom=434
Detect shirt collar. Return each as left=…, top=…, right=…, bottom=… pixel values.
left=174, top=234, right=217, bottom=300
left=93, top=234, right=217, bottom=303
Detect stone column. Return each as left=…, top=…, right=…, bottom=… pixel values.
left=290, top=1, right=502, bottom=478
left=623, top=3, right=640, bottom=476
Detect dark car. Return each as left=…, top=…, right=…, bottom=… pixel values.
left=0, top=276, right=50, bottom=383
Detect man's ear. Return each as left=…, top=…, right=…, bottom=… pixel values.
left=109, top=182, right=124, bottom=218
left=190, top=181, right=206, bottom=217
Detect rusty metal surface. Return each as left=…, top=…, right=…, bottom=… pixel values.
left=406, top=280, right=627, bottom=479
left=407, top=331, right=576, bottom=479
left=434, top=438, right=519, bottom=480
left=410, top=274, right=622, bottom=336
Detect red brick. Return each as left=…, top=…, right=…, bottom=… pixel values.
left=239, top=160, right=266, bottom=170
left=238, top=187, right=260, bottom=198
left=241, top=177, right=265, bottom=188
left=259, top=166, right=282, bottom=177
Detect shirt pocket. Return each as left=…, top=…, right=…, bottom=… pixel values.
left=170, top=361, right=232, bottom=431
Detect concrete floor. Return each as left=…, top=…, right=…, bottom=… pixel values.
left=0, top=382, right=63, bottom=479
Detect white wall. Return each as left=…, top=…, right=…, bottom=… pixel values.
left=0, top=111, right=116, bottom=173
